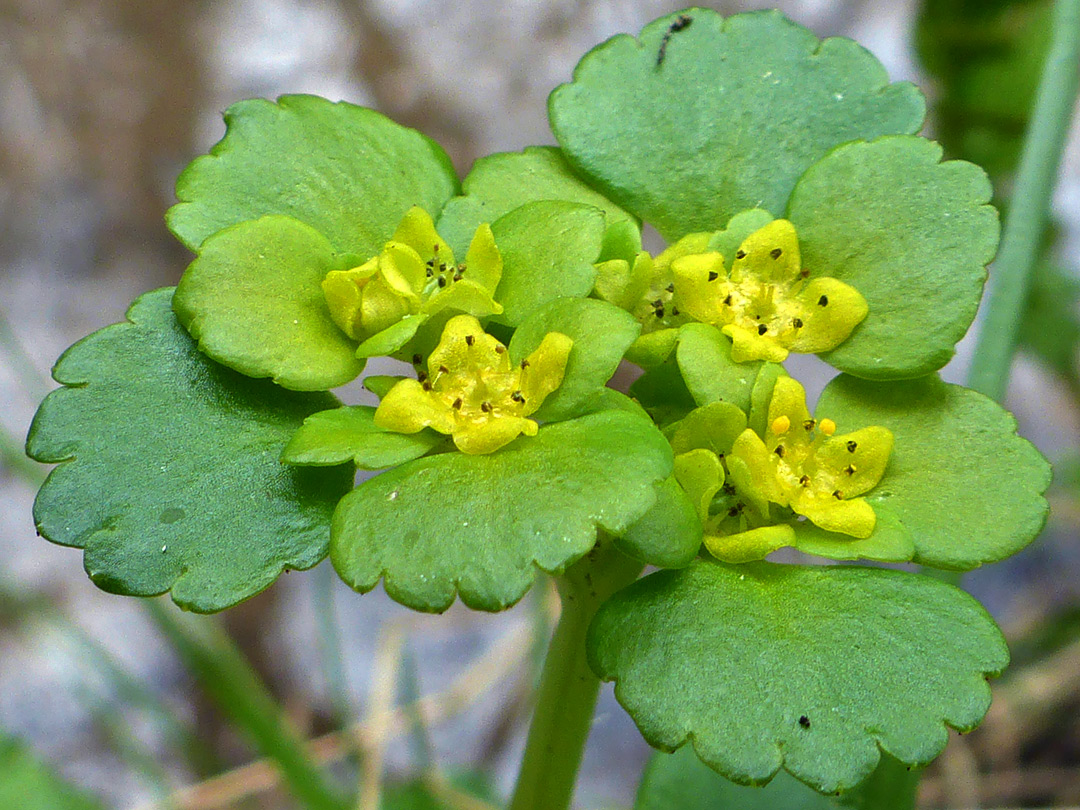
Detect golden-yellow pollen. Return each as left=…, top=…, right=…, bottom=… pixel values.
left=819, top=418, right=837, bottom=436
left=771, top=415, right=791, bottom=435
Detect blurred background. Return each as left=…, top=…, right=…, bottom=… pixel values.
left=1, top=0, right=1078, bottom=808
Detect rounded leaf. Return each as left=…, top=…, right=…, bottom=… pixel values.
left=167, top=95, right=458, bottom=253
left=550, top=9, right=925, bottom=239
left=25, top=289, right=352, bottom=613
left=281, top=406, right=444, bottom=469
left=173, top=215, right=363, bottom=390
left=330, top=410, right=672, bottom=613
left=804, top=374, right=1051, bottom=569
left=589, top=559, right=1008, bottom=793
left=676, top=323, right=763, bottom=413
left=788, top=137, right=999, bottom=379
left=436, top=145, right=637, bottom=255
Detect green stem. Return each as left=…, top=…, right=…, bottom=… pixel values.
left=966, top=0, right=1080, bottom=403
left=145, top=600, right=350, bottom=810
left=508, top=541, right=642, bottom=810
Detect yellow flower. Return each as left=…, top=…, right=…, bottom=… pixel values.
left=671, top=219, right=868, bottom=363
left=322, top=207, right=503, bottom=348
left=728, top=376, right=893, bottom=538
left=373, top=315, right=573, bottom=454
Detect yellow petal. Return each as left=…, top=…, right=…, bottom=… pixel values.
left=453, top=415, right=537, bottom=454
left=703, top=524, right=795, bottom=563
left=322, top=266, right=369, bottom=340
left=379, top=242, right=426, bottom=298
left=723, top=324, right=790, bottom=363
left=788, top=277, right=868, bottom=353
left=793, top=493, right=877, bottom=538
left=813, top=426, right=894, bottom=498
left=422, top=279, right=503, bottom=318
left=392, top=206, right=454, bottom=265
left=374, top=379, right=455, bottom=435
left=654, top=232, right=714, bottom=271
left=730, top=219, right=801, bottom=284
left=463, top=223, right=503, bottom=292
left=729, top=429, right=785, bottom=506
left=428, top=314, right=491, bottom=371
left=672, top=252, right=728, bottom=324
left=360, top=274, right=415, bottom=339
left=766, top=376, right=812, bottom=440
left=519, top=332, right=574, bottom=412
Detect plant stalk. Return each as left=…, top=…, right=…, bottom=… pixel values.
left=508, top=540, right=642, bottom=810
left=966, top=0, right=1080, bottom=403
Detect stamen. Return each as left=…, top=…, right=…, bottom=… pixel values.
left=832, top=490, right=843, bottom=499
left=452, top=397, right=463, bottom=409
left=774, top=445, right=785, bottom=458
left=799, top=475, right=811, bottom=486
left=736, top=250, right=746, bottom=259
left=480, top=401, right=493, bottom=413
left=437, top=276, right=447, bottom=287
left=771, top=415, right=791, bottom=434
left=844, top=465, right=856, bottom=475
left=770, top=248, right=782, bottom=259
left=671, top=306, right=680, bottom=316
left=494, top=345, right=505, bottom=354
left=819, top=418, right=836, bottom=436
left=511, top=391, right=525, bottom=403
left=465, top=335, right=475, bottom=347
left=422, top=380, right=433, bottom=391
left=722, top=483, right=736, bottom=495
left=708, top=271, right=718, bottom=281
left=520, top=359, right=530, bottom=369
left=723, top=294, right=732, bottom=305
left=792, top=317, right=803, bottom=328
left=728, top=503, right=744, bottom=517
left=438, top=365, right=449, bottom=374
left=412, top=354, right=422, bottom=365
left=757, top=323, right=768, bottom=335
left=818, top=295, right=829, bottom=306
left=416, top=371, right=428, bottom=383
left=803, top=419, right=816, bottom=431
left=846, top=441, right=858, bottom=453
left=665, top=283, right=674, bottom=293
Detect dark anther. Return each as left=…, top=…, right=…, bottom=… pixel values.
left=655, top=307, right=665, bottom=318
left=708, top=271, right=718, bottom=281
left=844, top=465, right=856, bottom=475
left=799, top=716, right=811, bottom=729
left=723, top=294, right=733, bottom=306
left=846, top=440, right=858, bottom=453
left=792, top=317, right=804, bottom=328
left=426, top=268, right=433, bottom=278
left=511, top=391, right=525, bottom=403
left=803, top=419, right=816, bottom=431
left=800, top=268, right=810, bottom=278
left=757, top=323, right=768, bottom=336
left=832, top=490, right=843, bottom=499
left=728, top=503, right=744, bottom=517
left=494, top=345, right=505, bottom=354
left=417, top=371, right=428, bottom=382
left=671, top=306, right=680, bottom=316
left=665, top=283, right=675, bottom=293
left=437, top=276, right=447, bottom=287
left=412, top=354, right=422, bottom=365
left=422, top=380, right=433, bottom=391
left=520, top=359, right=530, bottom=369
left=425, top=259, right=435, bottom=267
left=774, top=445, right=785, bottom=458
left=799, top=475, right=811, bottom=486
left=453, top=273, right=463, bottom=282
left=433, top=244, right=439, bottom=252
left=439, top=263, right=447, bottom=273
left=480, top=401, right=493, bottom=413
left=652, top=298, right=664, bottom=309
left=458, top=263, right=467, bottom=272
left=770, top=248, right=782, bottom=259
left=722, top=483, right=736, bottom=495
left=465, top=335, right=475, bottom=346
left=438, top=365, right=449, bottom=374
left=736, top=249, right=746, bottom=259
left=818, top=295, right=829, bottom=306
left=452, top=397, right=463, bottom=409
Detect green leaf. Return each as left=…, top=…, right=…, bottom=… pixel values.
left=330, top=410, right=672, bottom=613
left=167, top=94, right=458, bottom=253
left=589, top=559, right=1008, bottom=793
left=281, top=406, right=443, bottom=469
left=676, top=323, right=762, bottom=412
left=436, top=146, right=637, bottom=255
left=509, top=298, right=641, bottom=422
left=26, top=288, right=351, bottom=613
left=806, top=373, right=1050, bottom=569
left=549, top=9, right=925, bottom=240
left=628, top=358, right=697, bottom=427
left=489, top=201, right=605, bottom=326
left=635, top=747, right=841, bottom=810
left=788, top=136, right=999, bottom=379
left=617, top=475, right=702, bottom=568
left=0, top=732, right=105, bottom=810
left=173, top=215, right=363, bottom=391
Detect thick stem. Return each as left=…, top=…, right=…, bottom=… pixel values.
left=966, top=0, right=1080, bottom=403
left=508, top=542, right=643, bottom=810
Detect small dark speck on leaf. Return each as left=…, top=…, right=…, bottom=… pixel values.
left=799, top=715, right=811, bottom=728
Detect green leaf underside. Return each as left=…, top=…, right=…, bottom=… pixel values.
left=281, top=406, right=443, bottom=469
left=549, top=8, right=925, bottom=240
left=436, top=146, right=638, bottom=255
left=26, top=289, right=351, bottom=613
left=636, top=747, right=841, bottom=810
left=617, top=475, right=702, bottom=568
left=590, top=559, right=1007, bottom=793
left=167, top=94, right=458, bottom=254
left=676, top=323, right=763, bottom=413
left=173, top=215, right=363, bottom=391
left=808, top=374, right=1050, bottom=569
left=330, top=411, right=672, bottom=613
left=489, top=201, right=605, bottom=326
left=788, top=136, right=998, bottom=379
left=509, top=298, right=641, bottom=422
left=0, top=733, right=105, bottom=810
